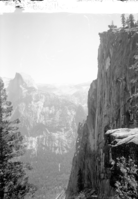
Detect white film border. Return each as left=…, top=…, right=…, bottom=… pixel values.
left=0, top=0, right=138, bottom=14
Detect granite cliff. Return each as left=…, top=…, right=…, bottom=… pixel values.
left=66, top=28, right=138, bottom=199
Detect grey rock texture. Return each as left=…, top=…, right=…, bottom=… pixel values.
left=66, top=29, right=138, bottom=199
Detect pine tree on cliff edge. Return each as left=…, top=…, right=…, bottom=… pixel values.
left=108, top=21, right=117, bottom=31
left=0, top=78, right=36, bottom=199
left=129, top=14, right=135, bottom=28
left=121, top=14, right=126, bottom=28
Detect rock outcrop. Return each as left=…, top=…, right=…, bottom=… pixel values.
left=105, top=128, right=138, bottom=167
left=66, top=28, right=138, bottom=199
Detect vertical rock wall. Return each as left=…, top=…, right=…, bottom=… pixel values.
left=65, top=80, right=97, bottom=198
left=66, top=30, right=138, bottom=199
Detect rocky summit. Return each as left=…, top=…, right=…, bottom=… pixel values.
left=66, top=28, right=138, bottom=199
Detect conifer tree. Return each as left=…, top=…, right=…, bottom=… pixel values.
left=111, top=157, right=138, bottom=199
left=125, top=17, right=130, bottom=28
left=0, top=78, right=36, bottom=199
left=108, top=21, right=117, bottom=30
left=121, top=14, right=126, bottom=28
left=135, top=20, right=138, bottom=27
left=129, top=14, right=135, bottom=28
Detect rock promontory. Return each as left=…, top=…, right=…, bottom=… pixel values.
left=66, top=28, right=138, bottom=199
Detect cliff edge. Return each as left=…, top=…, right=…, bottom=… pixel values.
left=66, top=28, right=138, bottom=199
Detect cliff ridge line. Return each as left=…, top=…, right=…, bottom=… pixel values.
left=66, top=29, right=138, bottom=199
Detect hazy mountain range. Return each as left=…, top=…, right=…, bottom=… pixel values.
left=2, top=73, right=90, bottom=199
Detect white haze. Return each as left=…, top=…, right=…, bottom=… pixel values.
left=0, top=13, right=126, bottom=85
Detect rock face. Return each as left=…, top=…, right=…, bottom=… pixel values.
left=105, top=128, right=138, bottom=166
left=66, top=80, right=97, bottom=198
left=66, top=29, right=138, bottom=199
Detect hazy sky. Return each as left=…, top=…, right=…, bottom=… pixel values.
left=0, top=12, right=128, bottom=84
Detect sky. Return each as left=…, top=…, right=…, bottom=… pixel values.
left=0, top=12, right=129, bottom=85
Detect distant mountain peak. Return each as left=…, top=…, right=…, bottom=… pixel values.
left=6, top=72, right=38, bottom=103
left=14, top=72, right=38, bottom=90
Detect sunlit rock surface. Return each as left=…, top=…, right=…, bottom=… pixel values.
left=106, top=128, right=138, bottom=146
left=105, top=128, right=138, bottom=168
left=66, top=28, right=138, bottom=199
